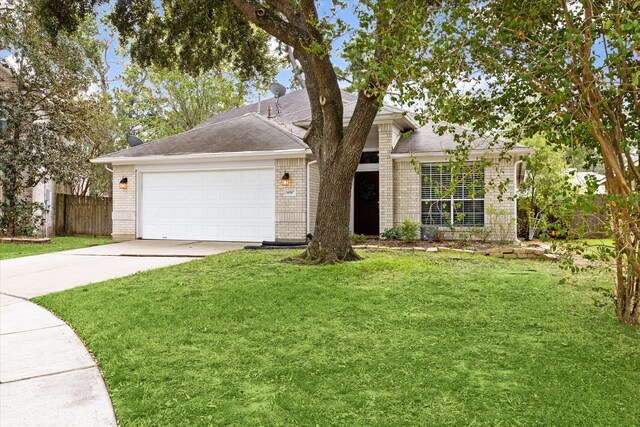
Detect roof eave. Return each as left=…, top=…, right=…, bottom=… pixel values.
left=390, top=146, right=533, bottom=159
left=91, top=149, right=309, bottom=165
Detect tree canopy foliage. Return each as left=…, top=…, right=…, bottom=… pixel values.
left=0, top=0, right=107, bottom=234
left=518, top=135, right=574, bottom=240
left=416, top=1, right=639, bottom=324
left=113, top=64, right=251, bottom=142
left=30, top=0, right=639, bottom=323
left=36, top=0, right=441, bottom=263
left=36, top=0, right=279, bottom=83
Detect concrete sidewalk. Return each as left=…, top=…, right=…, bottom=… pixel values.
left=0, top=295, right=116, bottom=426
left=0, top=240, right=245, bottom=426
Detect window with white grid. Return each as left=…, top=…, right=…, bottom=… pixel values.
left=421, top=163, right=485, bottom=227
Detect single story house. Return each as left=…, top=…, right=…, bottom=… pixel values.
left=93, top=90, right=531, bottom=242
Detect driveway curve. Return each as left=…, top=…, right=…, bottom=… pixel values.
left=0, top=240, right=245, bottom=426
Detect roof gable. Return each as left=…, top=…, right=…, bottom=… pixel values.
left=393, top=123, right=531, bottom=155
left=100, top=113, right=306, bottom=160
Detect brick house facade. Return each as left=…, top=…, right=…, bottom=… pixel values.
left=98, top=91, right=530, bottom=243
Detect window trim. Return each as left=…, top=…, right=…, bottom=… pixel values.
left=420, top=162, right=485, bottom=228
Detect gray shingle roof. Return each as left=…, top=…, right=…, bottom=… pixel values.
left=96, top=88, right=530, bottom=161
left=194, top=89, right=360, bottom=138
left=100, top=113, right=306, bottom=159
left=393, top=123, right=531, bottom=154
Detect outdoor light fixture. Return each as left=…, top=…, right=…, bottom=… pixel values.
left=281, top=172, right=292, bottom=187
left=119, top=177, right=128, bottom=190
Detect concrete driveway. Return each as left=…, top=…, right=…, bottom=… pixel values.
left=1, top=240, right=246, bottom=299
left=0, top=239, right=245, bottom=427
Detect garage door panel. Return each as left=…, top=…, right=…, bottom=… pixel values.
left=140, top=169, right=275, bottom=242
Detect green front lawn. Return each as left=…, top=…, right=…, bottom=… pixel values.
left=580, top=238, right=614, bottom=247
left=0, top=236, right=112, bottom=260
left=36, top=251, right=639, bottom=426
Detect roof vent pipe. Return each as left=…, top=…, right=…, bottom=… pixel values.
left=267, top=106, right=273, bottom=118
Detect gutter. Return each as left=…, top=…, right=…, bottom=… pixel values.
left=91, top=149, right=310, bottom=165
left=389, top=147, right=533, bottom=160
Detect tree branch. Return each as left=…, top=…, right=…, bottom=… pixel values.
left=231, top=0, right=310, bottom=49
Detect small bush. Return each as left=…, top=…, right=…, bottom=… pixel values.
left=0, top=200, right=44, bottom=236
left=399, top=218, right=421, bottom=243
left=381, top=226, right=402, bottom=240
left=351, top=233, right=368, bottom=244
left=469, top=226, right=492, bottom=243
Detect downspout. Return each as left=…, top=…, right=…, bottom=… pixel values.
left=306, top=160, right=317, bottom=235
left=513, top=159, right=524, bottom=242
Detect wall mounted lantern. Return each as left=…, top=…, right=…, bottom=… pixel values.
left=119, top=177, right=128, bottom=190
left=281, top=172, right=292, bottom=187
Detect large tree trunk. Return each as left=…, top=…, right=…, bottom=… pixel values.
left=294, top=152, right=362, bottom=264
left=231, top=0, right=388, bottom=264
left=290, top=90, right=381, bottom=264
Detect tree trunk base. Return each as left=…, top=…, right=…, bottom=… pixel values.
left=285, top=241, right=363, bottom=265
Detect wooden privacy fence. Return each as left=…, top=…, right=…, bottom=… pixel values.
left=517, top=195, right=610, bottom=239
left=55, top=194, right=112, bottom=236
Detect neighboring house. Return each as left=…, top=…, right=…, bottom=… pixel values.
left=566, top=168, right=606, bottom=195
left=0, top=64, right=56, bottom=237
left=93, top=90, right=531, bottom=243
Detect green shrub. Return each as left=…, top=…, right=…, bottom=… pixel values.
left=0, top=200, right=44, bottom=236
left=381, top=226, right=402, bottom=240
left=399, top=218, right=421, bottom=243
left=351, top=233, right=368, bottom=244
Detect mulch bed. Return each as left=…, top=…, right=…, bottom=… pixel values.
left=364, top=238, right=496, bottom=251
left=354, top=239, right=554, bottom=260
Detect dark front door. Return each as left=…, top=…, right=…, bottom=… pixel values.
left=354, top=171, right=379, bottom=236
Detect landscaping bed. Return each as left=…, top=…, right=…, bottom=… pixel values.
left=35, top=250, right=639, bottom=426
left=363, top=238, right=497, bottom=251
left=359, top=239, right=552, bottom=259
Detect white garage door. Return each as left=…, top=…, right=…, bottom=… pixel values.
left=140, top=168, right=275, bottom=242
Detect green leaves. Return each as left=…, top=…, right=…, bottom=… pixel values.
left=36, top=0, right=280, bottom=83
left=112, top=64, right=250, bottom=141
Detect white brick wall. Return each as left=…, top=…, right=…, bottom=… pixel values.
left=393, top=156, right=517, bottom=242
left=378, top=122, right=401, bottom=232
left=108, top=152, right=517, bottom=244
left=393, top=160, right=421, bottom=225
left=483, top=157, right=517, bottom=242
left=275, top=158, right=307, bottom=241
left=111, top=165, right=136, bottom=241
